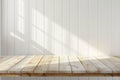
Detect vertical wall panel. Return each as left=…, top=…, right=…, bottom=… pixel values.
left=29, top=0, right=37, bottom=54
left=98, top=0, right=112, bottom=56
left=7, top=0, right=14, bottom=55
left=35, top=0, right=44, bottom=54
left=23, top=0, right=29, bottom=55
left=1, top=0, right=8, bottom=55
left=111, top=0, right=120, bottom=56
left=88, top=0, right=98, bottom=57
left=14, top=0, right=25, bottom=55
left=44, top=0, right=54, bottom=55
left=0, top=0, right=1, bottom=56
left=79, top=0, right=89, bottom=56
left=14, top=0, right=18, bottom=55
left=70, top=0, right=79, bottom=55
left=54, top=0, right=63, bottom=55
left=62, top=0, right=70, bottom=55
left=25, top=0, right=30, bottom=55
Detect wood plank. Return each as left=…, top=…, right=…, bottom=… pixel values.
left=21, top=56, right=43, bottom=73
left=34, top=55, right=52, bottom=73
left=59, top=56, right=71, bottom=73
left=96, top=56, right=120, bottom=73
left=107, top=56, right=120, bottom=72
left=0, top=56, right=12, bottom=63
left=78, top=56, right=98, bottom=73
left=0, top=56, right=25, bottom=73
left=47, top=56, right=59, bottom=73
left=8, top=56, right=34, bottom=73
left=88, top=57, right=112, bottom=73
left=68, top=56, right=86, bottom=73
left=0, top=56, right=119, bottom=76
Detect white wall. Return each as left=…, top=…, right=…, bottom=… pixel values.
left=1, top=0, right=120, bottom=57
left=0, top=0, right=1, bottom=56
left=1, top=0, right=120, bottom=80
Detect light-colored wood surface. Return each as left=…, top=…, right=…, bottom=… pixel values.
left=59, top=56, right=71, bottom=73
left=69, top=56, right=85, bottom=73
left=48, top=56, right=59, bottom=73
left=0, top=56, right=120, bottom=76
left=34, top=55, right=52, bottom=73
left=78, top=56, right=98, bottom=73
left=22, top=56, right=43, bottom=73
left=0, top=56, right=25, bottom=73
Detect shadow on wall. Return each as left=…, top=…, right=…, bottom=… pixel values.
left=5, top=0, right=114, bottom=56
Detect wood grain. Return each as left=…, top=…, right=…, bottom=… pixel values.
left=0, top=56, right=120, bottom=76
left=21, top=56, right=43, bottom=73
left=0, top=56, right=25, bottom=73
left=78, top=56, right=98, bottom=73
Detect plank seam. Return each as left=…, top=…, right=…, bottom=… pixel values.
left=33, top=56, right=44, bottom=73
left=68, top=56, right=73, bottom=73
left=96, top=57, right=114, bottom=74
left=7, top=56, right=26, bottom=73
left=77, top=57, right=87, bottom=72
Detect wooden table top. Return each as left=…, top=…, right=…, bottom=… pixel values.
left=0, top=55, right=120, bottom=77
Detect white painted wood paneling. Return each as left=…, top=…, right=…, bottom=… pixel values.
left=54, top=0, right=63, bottom=55
left=111, top=0, right=120, bottom=56
left=2, top=0, right=120, bottom=56
left=1, top=0, right=8, bottom=55
left=88, top=0, right=97, bottom=57
left=79, top=0, right=89, bottom=56
left=69, top=0, right=79, bottom=55
left=0, top=0, right=1, bottom=55
left=98, top=0, right=112, bottom=56
left=62, top=0, right=70, bottom=55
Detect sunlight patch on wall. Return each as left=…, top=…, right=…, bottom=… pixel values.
left=31, top=9, right=108, bottom=57
left=17, top=0, right=25, bottom=34
left=10, top=32, right=24, bottom=42
left=31, top=9, right=44, bottom=48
